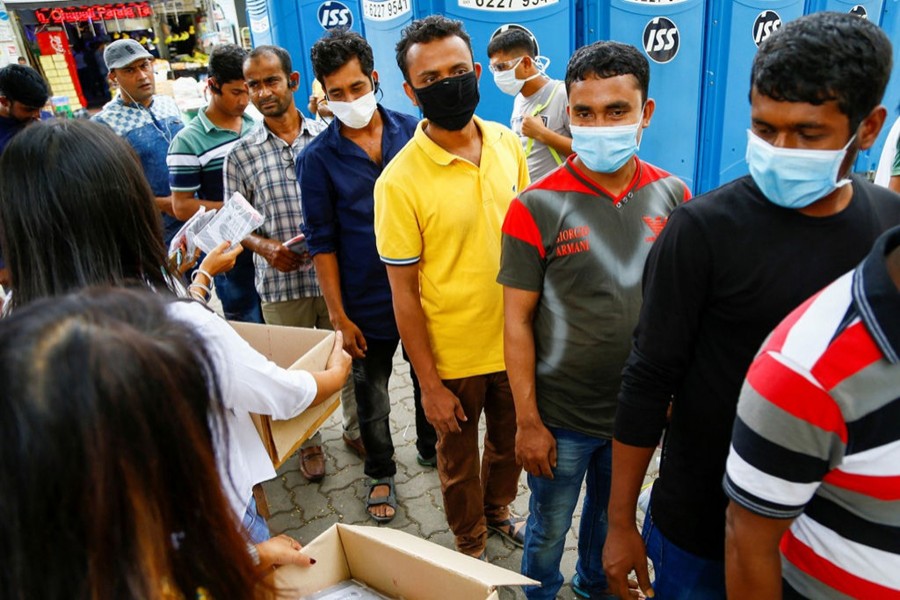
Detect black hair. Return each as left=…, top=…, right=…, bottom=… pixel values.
left=395, top=15, right=473, bottom=83
left=752, top=11, right=892, bottom=131
left=0, top=64, right=50, bottom=106
left=310, top=29, right=375, bottom=87
left=565, top=41, right=649, bottom=103
left=208, top=43, right=248, bottom=92
left=247, top=44, right=293, bottom=78
left=487, top=28, right=537, bottom=59
left=0, top=120, right=171, bottom=310
left=0, top=287, right=262, bottom=599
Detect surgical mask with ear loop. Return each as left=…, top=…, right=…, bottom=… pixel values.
left=327, top=80, right=379, bottom=129
left=493, top=56, right=542, bottom=96
left=746, top=130, right=856, bottom=209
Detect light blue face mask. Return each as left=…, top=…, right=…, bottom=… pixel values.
left=746, top=130, right=855, bottom=209
left=571, top=121, right=641, bottom=174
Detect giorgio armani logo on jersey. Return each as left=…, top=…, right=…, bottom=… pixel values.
left=642, top=216, right=668, bottom=243
left=555, top=226, right=590, bottom=256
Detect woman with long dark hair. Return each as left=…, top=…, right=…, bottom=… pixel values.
left=0, top=120, right=351, bottom=545
left=0, top=288, right=264, bottom=599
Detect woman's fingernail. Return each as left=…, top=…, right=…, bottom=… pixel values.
left=309, top=558, right=317, bottom=565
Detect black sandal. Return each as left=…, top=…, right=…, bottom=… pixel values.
left=487, top=515, right=526, bottom=547
left=366, top=476, right=397, bottom=523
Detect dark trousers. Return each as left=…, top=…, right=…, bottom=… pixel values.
left=354, top=338, right=437, bottom=479
left=438, top=371, right=521, bottom=556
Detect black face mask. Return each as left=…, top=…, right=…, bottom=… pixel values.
left=413, top=71, right=480, bottom=131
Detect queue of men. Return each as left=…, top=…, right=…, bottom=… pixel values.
left=7, top=9, right=897, bottom=598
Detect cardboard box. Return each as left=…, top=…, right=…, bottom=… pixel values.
left=275, top=524, right=537, bottom=599
left=230, top=322, right=341, bottom=469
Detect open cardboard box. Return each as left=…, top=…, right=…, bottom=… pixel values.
left=230, top=322, right=341, bottom=470
left=275, top=524, right=537, bottom=599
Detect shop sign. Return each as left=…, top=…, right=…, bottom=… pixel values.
left=35, top=3, right=152, bottom=25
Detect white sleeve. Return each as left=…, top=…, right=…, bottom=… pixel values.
left=167, top=301, right=318, bottom=419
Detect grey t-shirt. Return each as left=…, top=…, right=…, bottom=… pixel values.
left=511, top=79, right=570, bottom=181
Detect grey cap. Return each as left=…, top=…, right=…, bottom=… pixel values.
left=104, top=39, right=153, bottom=70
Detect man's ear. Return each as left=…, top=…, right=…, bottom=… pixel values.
left=857, top=105, right=887, bottom=151
left=641, top=98, right=656, bottom=128
left=402, top=80, right=418, bottom=107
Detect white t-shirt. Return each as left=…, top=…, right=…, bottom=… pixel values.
left=511, top=78, right=570, bottom=181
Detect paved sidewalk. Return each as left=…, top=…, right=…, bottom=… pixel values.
left=263, top=349, right=651, bottom=599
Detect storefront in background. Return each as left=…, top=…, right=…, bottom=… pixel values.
left=6, top=1, right=215, bottom=109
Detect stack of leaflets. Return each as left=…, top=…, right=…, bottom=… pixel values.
left=299, top=580, right=394, bottom=600
left=168, top=192, right=264, bottom=263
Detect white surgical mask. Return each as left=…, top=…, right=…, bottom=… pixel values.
left=327, top=90, right=377, bottom=129
left=493, top=57, right=541, bottom=96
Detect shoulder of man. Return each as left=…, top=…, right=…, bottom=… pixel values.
left=635, top=159, right=692, bottom=203
left=168, top=117, right=205, bottom=153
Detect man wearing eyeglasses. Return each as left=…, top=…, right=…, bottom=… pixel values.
left=487, top=28, right=571, bottom=181
left=224, top=44, right=360, bottom=484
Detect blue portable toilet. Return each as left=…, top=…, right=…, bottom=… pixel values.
left=428, top=0, right=576, bottom=125
left=805, top=0, right=886, bottom=174
left=863, top=0, right=900, bottom=175
left=584, top=0, right=705, bottom=192
left=696, top=1, right=804, bottom=194
left=804, top=0, right=884, bottom=18
left=246, top=0, right=365, bottom=99
left=246, top=0, right=275, bottom=47
left=361, top=0, right=419, bottom=116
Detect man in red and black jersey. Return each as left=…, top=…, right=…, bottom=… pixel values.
left=498, top=41, right=688, bottom=600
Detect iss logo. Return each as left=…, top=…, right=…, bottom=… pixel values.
left=318, top=1, right=353, bottom=30
left=752, top=10, right=782, bottom=47
left=643, top=17, right=679, bottom=64
left=849, top=5, right=868, bottom=19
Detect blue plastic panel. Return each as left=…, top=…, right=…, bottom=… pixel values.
left=805, top=0, right=886, bottom=173
left=361, top=0, right=419, bottom=115
left=697, top=0, right=804, bottom=194
left=430, top=0, right=576, bottom=125
left=586, top=0, right=705, bottom=192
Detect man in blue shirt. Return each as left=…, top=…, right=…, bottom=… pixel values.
left=93, top=39, right=184, bottom=245
left=299, top=30, right=437, bottom=523
left=0, top=64, right=49, bottom=154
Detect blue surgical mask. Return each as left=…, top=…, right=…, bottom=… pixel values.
left=746, top=130, right=855, bottom=209
left=571, top=121, right=641, bottom=174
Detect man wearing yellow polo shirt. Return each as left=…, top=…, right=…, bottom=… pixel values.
left=374, top=15, right=530, bottom=560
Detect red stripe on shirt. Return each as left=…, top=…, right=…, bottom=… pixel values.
left=747, top=352, right=848, bottom=443
left=811, top=321, right=883, bottom=391
left=760, top=293, right=822, bottom=355
left=530, top=156, right=598, bottom=196
left=502, top=198, right=546, bottom=259
left=822, top=471, right=900, bottom=501
left=780, top=530, right=900, bottom=598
